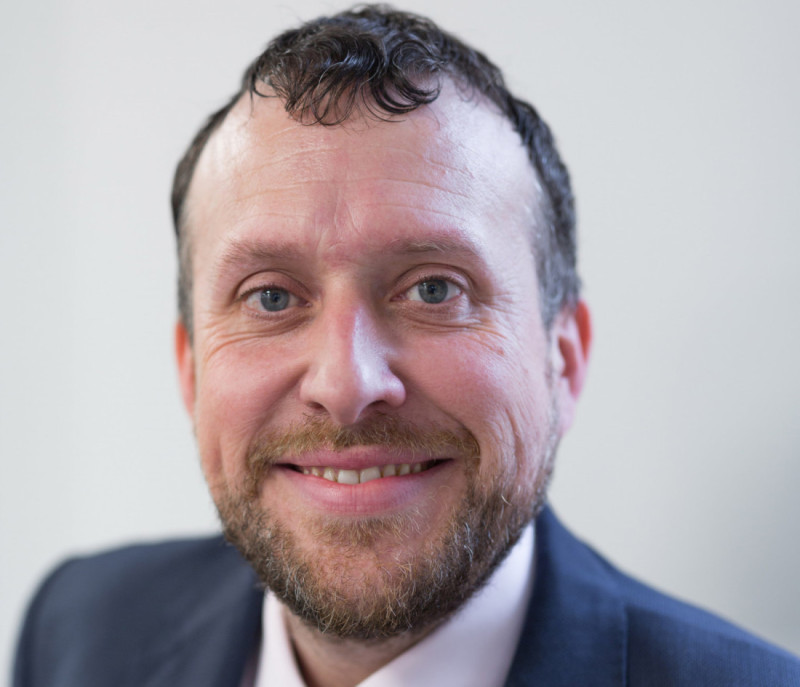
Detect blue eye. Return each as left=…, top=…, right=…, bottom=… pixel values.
left=244, top=287, right=300, bottom=313
left=260, top=289, right=290, bottom=311
left=418, top=280, right=449, bottom=304
left=406, top=278, right=462, bottom=304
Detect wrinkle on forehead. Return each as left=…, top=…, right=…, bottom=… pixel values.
left=212, top=232, right=488, bottom=278
left=186, top=80, right=542, bottom=267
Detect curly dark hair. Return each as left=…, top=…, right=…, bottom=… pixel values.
left=172, top=4, right=579, bottom=337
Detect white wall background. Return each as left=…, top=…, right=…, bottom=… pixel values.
left=2, top=0, right=799, bottom=678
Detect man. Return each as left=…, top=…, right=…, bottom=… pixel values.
left=14, top=6, right=800, bottom=686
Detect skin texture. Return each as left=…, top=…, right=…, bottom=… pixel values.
left=176, top=83, right=591, bottom=687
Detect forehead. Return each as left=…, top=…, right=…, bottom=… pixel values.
left=185, top=83, right=539, bottom=265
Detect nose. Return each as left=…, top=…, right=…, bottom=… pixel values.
left=298, top=302, right=406, bottom=425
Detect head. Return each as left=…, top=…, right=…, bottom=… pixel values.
left=172, top=5, right=579, bottom=341
left=173, top=5, right=590, bottom=642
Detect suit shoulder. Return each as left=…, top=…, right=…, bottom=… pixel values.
left=36, top=535, right=243, bottom=611
left=14, top=536, right=258, bottom=687
left=595, top=553, right=800, bottom=684
left=534, top=511, right=800, bottom=685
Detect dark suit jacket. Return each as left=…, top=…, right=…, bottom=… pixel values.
left=14, top=508, right=800, bottom=686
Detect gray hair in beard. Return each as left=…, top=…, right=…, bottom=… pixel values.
left=216, top=413, right=555, bottom=640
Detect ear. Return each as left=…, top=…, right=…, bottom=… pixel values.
left=175, top=320, right=195, bottom=417
left=550, top=299, right=592, bottom=436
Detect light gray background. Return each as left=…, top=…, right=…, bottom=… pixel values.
left=2, top=0, right=799, bottom=679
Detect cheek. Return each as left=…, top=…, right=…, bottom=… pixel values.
left=193, top=339, right=301, bottom=487
left=406, top=329, right=553, bottom=482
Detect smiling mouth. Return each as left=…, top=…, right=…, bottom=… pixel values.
left=289, top=460, right=444, bottom=485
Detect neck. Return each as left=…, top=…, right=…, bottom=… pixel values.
left=284, top=610, right=434, bottom=687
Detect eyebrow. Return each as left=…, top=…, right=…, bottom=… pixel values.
left=213, top=239, right=305, bottom=278
left=388, top=237, right=484, bottom=260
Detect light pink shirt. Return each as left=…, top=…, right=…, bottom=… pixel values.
left=244, top=524, right=535, bottom=687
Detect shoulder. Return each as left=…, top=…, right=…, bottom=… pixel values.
left=14, top=536, right=260, bottom=687
left=514, top=508, right=800, bottom=686
left=610, top=561, right=800, bottom=685
left=22, top=536, right=245, bottom=625
left=536, top=511, right=800, bottom=687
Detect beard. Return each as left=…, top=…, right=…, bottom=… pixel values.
left=215, top=412, right=557, bottom=640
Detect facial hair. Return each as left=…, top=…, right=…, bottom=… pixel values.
left=215, top=412, right=558, bottom=640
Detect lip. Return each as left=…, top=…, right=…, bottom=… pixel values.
left=268, top=458, right=457, bottom=516
left=274, top=446, right=442, bottom=471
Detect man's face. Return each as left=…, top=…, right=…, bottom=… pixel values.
left=177, top=84, right=588, bottom=638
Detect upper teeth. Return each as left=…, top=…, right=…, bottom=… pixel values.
left=301, top=461, right=431, bottom=484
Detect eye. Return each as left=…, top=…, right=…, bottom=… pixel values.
left=406, top=278, right=462, bottom=304
left=244, top=287, right=302, bottom=313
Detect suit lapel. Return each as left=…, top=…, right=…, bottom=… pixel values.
left=505, top=508, right=627, bottom=687
left=138, top=539, right=263, bottom=687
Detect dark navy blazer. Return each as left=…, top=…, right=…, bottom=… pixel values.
left=14, top=508, right=800, bottom=686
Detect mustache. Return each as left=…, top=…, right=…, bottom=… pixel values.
left=244, top=414, right=480, bottom=494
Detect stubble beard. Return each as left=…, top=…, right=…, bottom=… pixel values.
left=214, top=412, right=558, bottom=641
